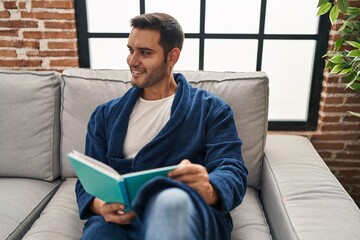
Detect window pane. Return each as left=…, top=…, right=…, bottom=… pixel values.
left=175, top=39, right=199, bottom=71
left=204, top=39, right=257, bottom=71
left=146, top=0, right=200, bottom=33
left=265, top=0, right=318, bottom=34
left=206, top=0, right=261, bottom=34
left=89, top=38, right=129, bottom=69
left=262, top=40, right=316, bottom=121
left=86, top=0, right=139, bottom=33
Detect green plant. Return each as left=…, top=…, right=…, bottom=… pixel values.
left=317, top=0, right=360, bottom=117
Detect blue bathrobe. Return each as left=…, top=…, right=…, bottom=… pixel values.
left=76, top=73, right=248, bottom=239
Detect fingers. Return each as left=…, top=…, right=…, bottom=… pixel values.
left=168, top=160, right=206, bottom=179
left=100, top=203, right=136, bottom=225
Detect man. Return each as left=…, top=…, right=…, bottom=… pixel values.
left=76, top=12, right=247, bottom=240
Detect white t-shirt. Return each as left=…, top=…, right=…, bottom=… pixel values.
left=123, top=95, right=175, bottom=159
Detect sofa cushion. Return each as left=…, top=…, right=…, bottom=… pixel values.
left=23, top=178, right=84, bottom=240
left=231, top=187, right=272, bottom=239
left=0, top=178, right=61, bottom=240
left=61, top=69, right=269, bottom=188
left=0, top=70, right=61, bottom=181
left=261, top=135, right=360, bottom=240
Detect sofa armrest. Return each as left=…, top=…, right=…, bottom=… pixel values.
left=260, top=135, right=360, bottom=240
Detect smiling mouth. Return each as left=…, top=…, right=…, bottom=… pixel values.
left=131, top=69, right=145, bottom=76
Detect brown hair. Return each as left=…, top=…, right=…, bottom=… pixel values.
left=130, top=12, right=184, bottom=59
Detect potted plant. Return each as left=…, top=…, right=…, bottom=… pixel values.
left=317, top=0, right=360, bottom=117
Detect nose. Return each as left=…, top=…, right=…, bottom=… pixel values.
left=127, top=52, right=139, bottom=66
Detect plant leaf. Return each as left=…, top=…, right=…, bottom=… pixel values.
left=347, top=49, right=360, bottom=57
left=330, top=6, right=340, bottom=24
left=346, top=41, right=360, bottom=49
left=348, top=81, right=360, bottom=91
left=317, top=2, right=332, bottom=16
left=339, top=68, right=353, bottom=74
left=337, top=0, right=349, bottom=13
left=329, top=55, right=345, bottom=64
left=347, top=111, right=360, bottom=118
left=317, top=0, right=329, bottom=7
left=345, top=72, right=357, bottom=82
left=330, top=64, right=344, bottom=73
left=334, top=39, right=345, bottom=51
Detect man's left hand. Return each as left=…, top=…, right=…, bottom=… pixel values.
left=168, top=159, right=219, bottom=205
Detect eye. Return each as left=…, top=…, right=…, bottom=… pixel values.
left=141, top=50, right=152, bottom=56
left=127, top=47, right=134, bottom=54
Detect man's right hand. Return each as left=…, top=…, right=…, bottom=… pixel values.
left=90, top=198, right=136, bottom=225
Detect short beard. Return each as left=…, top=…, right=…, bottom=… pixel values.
left=131, top=62, right=169, bottom=89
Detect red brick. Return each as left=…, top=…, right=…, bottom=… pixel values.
left=21, top=11, right=75, bottom=20
left=319, top=116, right=341, bottom=123
left=19, top=2, right=26, bottom=9
left=320, top=123, right=360, bottom=132
left=346, top=96, right=360, bottom=104
left=0, top=29, right=18, bottom=37
left=0, top=59, right=41, bottom=67
left=336, top=152, right=360, bottom=160
left=31, top=1, right=74, bottom=9
left=313, top=142, right=344, bottom=150
left=322, top=96, right=344, bottom=104
left=0, top=10, right=11, bottom=18
left=44, top=21, right=76, bottom=29
left=311, top=133, right=360, bottom=141
left=40, top=50, right=77, bottom=57
left=0, top=20, right=38, bottom=28
left=0, top=49, right=17, bottom=58
left=0, top=40, right=39, bottom=48
left=48, top=41, right=77, bottom=49
left=50, top=59, right=78, bottom=67
left=3, top=1, right=17, bottom=9
left=23, top=31, right=76, bottom=39
left=322, top=105, right=360, bottom=113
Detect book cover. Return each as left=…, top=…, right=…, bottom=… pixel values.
left=67, top=151, right=178, bottom=211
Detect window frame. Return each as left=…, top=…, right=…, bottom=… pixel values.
left=74, top=0, right=330, bottom=131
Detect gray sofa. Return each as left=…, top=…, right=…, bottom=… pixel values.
left=1, top=69, right=359, bottom=240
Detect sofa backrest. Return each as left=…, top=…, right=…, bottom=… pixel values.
left=0, top=70, right=61, bottom=181
left=61, top=69, right=268, bottom=189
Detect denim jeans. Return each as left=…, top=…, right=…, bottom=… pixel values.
left=143, top=188, right=203, bottom=240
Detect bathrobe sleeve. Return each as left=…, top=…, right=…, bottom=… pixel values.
left=204, top=104, right=248, bottom=213
left=75, top=104, right=108, bottom=219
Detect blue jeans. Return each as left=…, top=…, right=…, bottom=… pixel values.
left=82, top=188, right=203, bottom=240
left=143, top=188, right=203, bottom=240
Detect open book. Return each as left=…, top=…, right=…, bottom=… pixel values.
left=67, top=151, right=178, bottom=212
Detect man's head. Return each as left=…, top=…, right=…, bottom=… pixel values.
left=130, top=12, right=184, bottom=61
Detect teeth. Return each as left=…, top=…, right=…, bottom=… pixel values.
left=132, top=69, right=143, bottom=74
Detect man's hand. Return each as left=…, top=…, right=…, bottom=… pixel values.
left=168, top=159, right=219, bottom=205
left=90, top=198, right=136, bottom=225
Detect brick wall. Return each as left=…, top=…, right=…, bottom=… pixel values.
left=0, top=0, right=78, bottom=71
left=0, top=0, right=359, bottom=205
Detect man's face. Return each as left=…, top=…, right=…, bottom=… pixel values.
left=127, top=28, right=170, bottom=89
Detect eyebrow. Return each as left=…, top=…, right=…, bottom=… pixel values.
left=127, top=45, right=154, bottom=52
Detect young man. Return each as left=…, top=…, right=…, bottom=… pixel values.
left=76, top=12, right=248, bottom=240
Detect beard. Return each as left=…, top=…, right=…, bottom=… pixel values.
left=131, top=62, right=169, bottom=89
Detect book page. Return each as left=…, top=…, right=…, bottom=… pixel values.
left=70, top=151, right=122, bottom=180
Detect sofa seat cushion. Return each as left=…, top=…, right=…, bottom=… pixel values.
left=231, top=187, right=272, bottom=240
left=23, top=178, right=84, bottom=240
left=24, top=181, right=271, bottom=240
left=0, top=178, right=61, bottom=240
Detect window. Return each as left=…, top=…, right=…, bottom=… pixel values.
left=75, top=0, right=330, bottom=131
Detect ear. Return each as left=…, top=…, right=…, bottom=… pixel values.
left=167, top=48, right=181, bottom=67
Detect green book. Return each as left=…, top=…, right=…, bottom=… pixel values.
left=67, top=151, right=178, bottom=212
